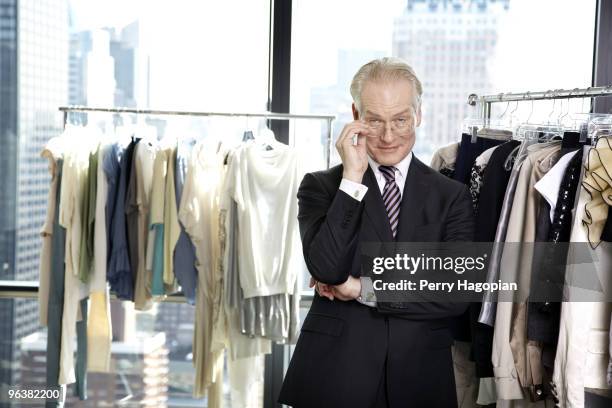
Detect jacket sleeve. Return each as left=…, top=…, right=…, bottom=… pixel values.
left=375, top=185, right=475, bottom=320
left=297, top=172, right=365, bottom=285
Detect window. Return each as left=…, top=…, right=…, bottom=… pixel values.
left=291, top=0, right=595, bottom=166
left=1, top=1, right=271, bottom=405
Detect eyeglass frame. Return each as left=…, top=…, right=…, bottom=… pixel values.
left=360, top=108, right=419, bottom=136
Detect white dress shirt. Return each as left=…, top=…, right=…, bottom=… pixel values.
left=339, top=152, right=413, bottom=201
left=337, top=152, right=414, bottom=306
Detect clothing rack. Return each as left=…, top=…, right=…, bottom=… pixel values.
left=467, top=84, right=612, bottom=122
left=58, top=105, right=336, bottom=168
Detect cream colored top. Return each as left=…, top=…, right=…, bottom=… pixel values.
left=58, top=131, right=93, bottom=385
left=226, top=142, right=300, bottom=298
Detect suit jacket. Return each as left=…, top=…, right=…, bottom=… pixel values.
left=278, top=156, right=475, bottom=408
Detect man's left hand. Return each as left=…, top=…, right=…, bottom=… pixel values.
left=331, top=276, right=361, bottom=300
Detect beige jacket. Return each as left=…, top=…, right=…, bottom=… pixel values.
left=492, top=142, right=561, bottom=400
left=509, top=145, right=562, bottom=390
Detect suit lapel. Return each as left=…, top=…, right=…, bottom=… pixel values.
left=362, top=166, right=394, bottom=242
left=396, top=156, right=430, bottom=242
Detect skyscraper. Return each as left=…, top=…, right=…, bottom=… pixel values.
left=0, top=0, right=68, bottom=386
left=393, top=0, right=510, bottom=151
left=107, top=20, right=150, bottom=108
left=69, top=29, right=115, bottom=107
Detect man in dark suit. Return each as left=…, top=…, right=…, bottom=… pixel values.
left=278, top=57, right=474, bottom=408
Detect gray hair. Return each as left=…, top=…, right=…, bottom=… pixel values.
left=350, top=57, right=423, bottom=113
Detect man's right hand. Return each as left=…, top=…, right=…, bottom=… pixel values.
left=336, top=121, right=371, bottom=183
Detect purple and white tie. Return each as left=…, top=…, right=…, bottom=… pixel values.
left=379, top=165, right=402, bottom=238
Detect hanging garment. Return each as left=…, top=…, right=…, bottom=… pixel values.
left=479, top=140, right=546, bottom=327
left=453, top=132, right=510, bottom=185
left=221, top=151, right=284, bottom=348
left=219, top=164, right=270, bottom=403
left=581, top=136, right=612, bottom=248
left=527, top=150, right=582, bottom=375
left=431, top=141, right=460, bottom=178
left=239, top=283, right=300, bottom=343
left=133, top=140, right=156, bottom=311
left=174, top=137, right=199, bottom=305
left=454, top=144, right=500, bottom=408
left=149, top=144, right=180, bottom=297
left=221, top=143, right=301, bottom=344
left=178, top=141, right=225, bottom=403
left=104, top=140, right=135, bottom=300
left=227, top=355, right=265, bottom=408
left=163, top=146, right=180, bottom=289
left=552, top=146, right=612, bottom=408
left=45, top=155, right=67, bottom=407
left=609, top=312, right=612, bottom=387
left=475, top=140, right=522, bottom=242
left=149, top=147, right=167, bottom=297
left=477, top=377, right=497, bottom=405
left=125, top=138, right=141, bottom=292
left=78, top=146, right=99, bottom=283
left=469, top=144, right=499, bottom=213
left=471, top=140, right=521, bottom=380
left=39, top=138, right=64, bottom=326
left=221, top=195, right=272, bottom=359
left=508, top=144, right=561, bottom=397
left=602, top=210, right=612, bottom=242
left=492, top=141, right=561, bottom=401
left=58, top=137, right=92, bottom=386
left=88, top=142, right=112, bottom=373
left=225, top=141, right=301, bottom=299
left=74, top=297, right=88, bottom=400
left=453, top=133, right=509, bottom=345
left=534, top=150, right=580, bottom=226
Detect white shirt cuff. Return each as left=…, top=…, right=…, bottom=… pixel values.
left=339, top=178, right=368, bottom=202
left=357, top=277, right=377, bottom=307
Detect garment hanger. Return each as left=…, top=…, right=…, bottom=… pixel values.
left=463, top=99, right=486, bottom=143
left=499, top=100, right=523, bottom=170
left=546, top=92, right=557, bottom=125
left=558, top=92, right=572, bottom=127
left=525, top=92, right=534, bottom=124
left=503, top=94, right=561, bottom=170
left=257, top=118, right=280, bottom=151
left=476, top=96, right=514, bottom=139
left=528, top=91, right=564, bottom=142
left=499, top=99, right=511, bottom=121
left=579, top=88, right=593, bottom=143
left=588, top=113, right=612, bottom=145
left=240, top=115, right=254, bottom=142
left=508, top=99, right=520, bottom=129
left=114, top=112, right=135, bottom=144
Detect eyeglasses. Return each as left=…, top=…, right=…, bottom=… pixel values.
left=363, top=116, right=416, bottom=135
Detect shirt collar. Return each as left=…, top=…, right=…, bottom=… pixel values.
left=368, top=151, right=413, bottom=178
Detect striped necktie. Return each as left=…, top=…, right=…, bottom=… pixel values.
left=379, top=165, right=402, bottom=238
